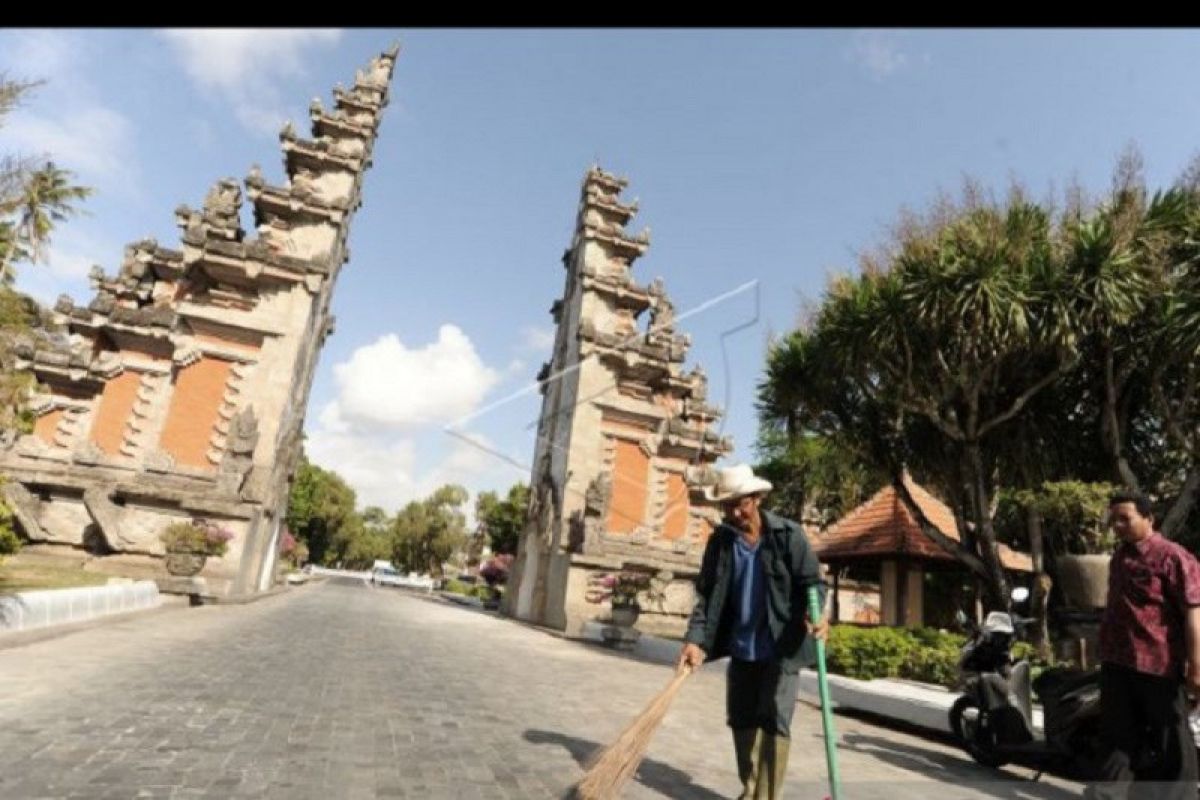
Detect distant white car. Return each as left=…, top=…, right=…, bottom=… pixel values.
left=367, top=567, right=436, bottom=592
left=403, top=572, right=436, bottom=591
left=370, top=566, right=405, bottom=587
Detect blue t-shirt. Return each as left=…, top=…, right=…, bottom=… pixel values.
left=730, top=535, right=775, bottom=662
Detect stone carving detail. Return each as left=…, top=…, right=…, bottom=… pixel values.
left=144, top=449, right=176, bottom=473
left=690, top=366, right=708, bottom=403
left=257, top=218, right=295, bottom=257
left=118, top=372, right=161, bottom=459
left=73, top=440, right=104, bottom=465
left=2, top=482, right=46, bottom=541
left=15, top=433, right=51, bottom=457
left=291, top=168, right=318, bottom=200
left=202, top=179, right=242, bottom=233
left=357, top=52, right=392, bottom=88
left=82, top=485, right=136, bottom=551
left=567, top=510, right=587, bottom=553
left=239, top=465, right=271, bottom=503
left=90, top=350, right=123, bottom=380
left=584, top=473, right=611, bottom=518
left=172, top=344, right=201, bottom=367
left=220, top=406, right=259, bottom=482
left=649, top=287, right=676, bottom=334
left=576, top=472, right=614, bottom=554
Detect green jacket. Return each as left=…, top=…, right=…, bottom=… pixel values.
left=684, top=509, right=825, bottom=674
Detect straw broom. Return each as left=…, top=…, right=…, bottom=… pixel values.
left=572, top=663, right=694, bottom=799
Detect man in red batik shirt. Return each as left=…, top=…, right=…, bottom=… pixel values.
left=1087, top=491, right=1200, bottom=800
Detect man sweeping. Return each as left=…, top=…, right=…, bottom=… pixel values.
left=677, top=464, right=830, bottom=800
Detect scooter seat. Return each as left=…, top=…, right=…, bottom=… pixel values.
left=1034, top=668, right=1098, bottom=701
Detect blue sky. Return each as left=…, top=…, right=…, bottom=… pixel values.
left=2, top=28, right=1199, bottom=513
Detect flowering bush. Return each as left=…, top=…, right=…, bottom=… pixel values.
left=478, top=553, right=513, bottom=587
left=278, top=527, right=308, bottom=567
left=278, top=528, right=296, bottom=555
left=586, top=570, right=651, bottom=607
left=160, top=519, right=234, bottom=557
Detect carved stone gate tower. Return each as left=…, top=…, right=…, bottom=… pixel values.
left=0, top=45, right=399, bottom=597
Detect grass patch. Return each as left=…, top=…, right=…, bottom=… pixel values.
left=0, top=554, right=111, bottom=594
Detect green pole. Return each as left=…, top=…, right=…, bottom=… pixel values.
left=807, top=584, right=842, bottom=800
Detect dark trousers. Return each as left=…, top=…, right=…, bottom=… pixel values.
left=726, top=658, right=799, bottom=736
left=1088, top=662, right=1198, bottom=800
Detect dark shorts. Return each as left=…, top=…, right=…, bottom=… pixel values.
left=1089, top=662, right=1199, bottom=799
left=726, top=658, right=800, bottom=736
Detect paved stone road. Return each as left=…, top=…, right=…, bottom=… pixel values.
left=0, top=579, right=1083, bottom=799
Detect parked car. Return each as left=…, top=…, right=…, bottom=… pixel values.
left=370, top=566, right=405, bottom=587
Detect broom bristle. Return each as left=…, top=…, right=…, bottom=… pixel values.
left=573, top=667, right=692, bottom=800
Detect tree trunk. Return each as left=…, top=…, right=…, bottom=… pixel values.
left=1026, top=503, right=1052, bottom=659
left=1101, top=344, right=1140, bottom=490
left=1162, top=468, right=1200, bottom=541
left=967, top=440, right=1009, bottom=610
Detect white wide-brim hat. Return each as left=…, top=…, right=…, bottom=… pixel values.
left=703, top=463, right=773, bottom=503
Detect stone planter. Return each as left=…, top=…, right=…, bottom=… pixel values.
left=164, top=552, right=207, bottom=577
left=602, top=604, right=642, bottom=651
left=610, top=603, right=640, bottom=628
left=1056, top=554, right=1110, bottom=610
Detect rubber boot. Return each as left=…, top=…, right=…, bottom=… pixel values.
left=755, top=733, right=791, bottom=800
left=732, top=728, right=762, bottom=799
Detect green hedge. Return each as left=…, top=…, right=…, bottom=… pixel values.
left=825, top=625, right=966, bottom=689
left=0, top=496, right=21, bottom=558
left=442, top=580, right=499, bottom=602
left=442, top=579, right=473, bottom=596
left=825, top=625, right=1059, bottom=689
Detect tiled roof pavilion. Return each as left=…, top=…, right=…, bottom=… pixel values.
left=811, top=475, right=1032, bottom=627
left=813, top=475, right=1032, bottom=572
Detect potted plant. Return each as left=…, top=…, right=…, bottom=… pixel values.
left=609, top=570, right=651, bottom=627
left=1018, top=481, right=1117, bottom=610
left=160, top=519, right=234, bottom=577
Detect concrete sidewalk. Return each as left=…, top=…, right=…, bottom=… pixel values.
left=579, top=620, right=1046, bottom=736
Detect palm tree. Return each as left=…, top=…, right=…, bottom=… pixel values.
left=1152, top=187, right=1200, bottom=539
left=809, top=189, right=1077, bottom=608
left=0, top=161, right=92, bottom=283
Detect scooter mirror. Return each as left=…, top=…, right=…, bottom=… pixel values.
left=1011, top=586, right=1030, bottom=603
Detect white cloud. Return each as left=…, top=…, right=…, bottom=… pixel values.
left=42, top=229, right=110, bottom=282
left=519, top=324, right=556, bottom=352
left=305, top=325, right=520, bottom=511
left=322, top=326, right=501, bottom=434
left=304, top=430, right=418, bottom=512
left=422, top=432, right=518, bottom=496
left=0, top=30, right=137, bottom=191
left=306, top=425, right=523, bottom=514
left=159, top=29, right=343, bottom=136
left=4, top=106, right=133, bottom=183
left=13, top=225, right=123, bottom=307
left=4, top=29, right=78, bottom=79
left=847, top=30, right=911, bottom=80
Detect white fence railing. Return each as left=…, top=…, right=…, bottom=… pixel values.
left=306, top=566, right=435, bottom=591
left=0, top=581, right=162, bottom=634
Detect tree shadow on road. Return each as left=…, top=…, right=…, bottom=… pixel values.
left=523, top=728, right=726, bottom=800
left=834, top=730, right=1080, bottom=800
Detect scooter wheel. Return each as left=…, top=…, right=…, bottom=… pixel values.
left=949, top=696, right=1008, bottom=768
